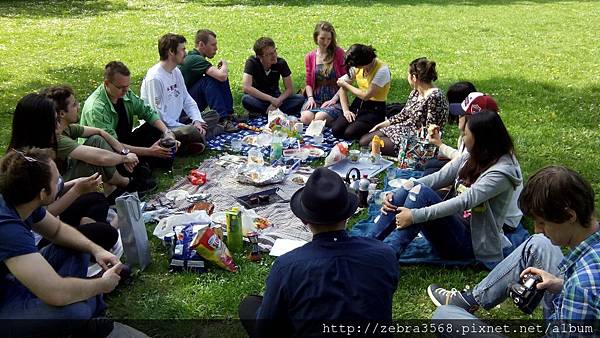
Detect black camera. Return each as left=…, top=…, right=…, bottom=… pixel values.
left=507, top=273, right=545, bottom=314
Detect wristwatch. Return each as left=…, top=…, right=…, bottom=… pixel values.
left=120, top=148, right=130, bottom=155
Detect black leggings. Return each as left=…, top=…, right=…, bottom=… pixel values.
left=331, top=98, right=386, bottom=140
left=38, top=192, right=118, bottom=251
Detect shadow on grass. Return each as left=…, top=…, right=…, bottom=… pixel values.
left=191, top=0, right=595, bottom=7
left=0, top=0, right=129, bottom=19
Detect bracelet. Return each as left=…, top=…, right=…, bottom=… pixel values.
left=308, top=96, right=313, bottom=99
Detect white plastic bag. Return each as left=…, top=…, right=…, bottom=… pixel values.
left=324, top=142, right=349, bottom=167
left=153, top=211, right=212, bottom=239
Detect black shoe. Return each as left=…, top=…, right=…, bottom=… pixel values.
left=133, top=161, right=152, bottom=180
left=126, top=176, right=157, bottom=195
left=106, top=188, right=126, bottom=206
left=427, top=284, right=480, bottom=313
left=73, top=317, right=114, bottom=338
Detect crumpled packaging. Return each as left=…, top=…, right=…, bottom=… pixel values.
left=236, top=164, right=286, bottom=186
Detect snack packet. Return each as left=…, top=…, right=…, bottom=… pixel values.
left=192, top=227, right=237, bottom=272
left=167, top=224, right=205, bottom=273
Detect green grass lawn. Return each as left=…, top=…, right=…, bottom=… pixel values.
left=1, top=0, right=599, bottom=334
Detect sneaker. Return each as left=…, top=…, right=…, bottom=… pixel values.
left=221, top=119, right=239, bottom=133
left=427, top=284, right=480, bottom=313
left=181, top=142, right=205, bottom=155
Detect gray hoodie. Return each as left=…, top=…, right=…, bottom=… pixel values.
left=412, top=153, right=523, bottom=263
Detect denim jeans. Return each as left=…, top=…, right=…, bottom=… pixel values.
left=370, top=184, right=474, bottom=260
left=241, top=93, right=304, bottom=117
left=433, top=234, right=564, bottom=321
left=187, top=76, right=234, bottom=119
left=0, top=244, right=106, bottom=337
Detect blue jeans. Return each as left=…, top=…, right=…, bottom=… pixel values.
left=0, top=245, right=106, bottom=337
left=371, top=184, right=474, bottom=260
left=188, top=76, right=234, bottom=119
left=433, top=234, right=564, bottom=321
left=241, top=93, right=304, bottom=117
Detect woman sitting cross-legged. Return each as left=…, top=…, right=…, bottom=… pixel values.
left=368, top=111, right=523, bottom=267
left=360, top=57, right=448, bottom=156
left=300, top=21, right=347, bottom=126
left=331, top=44, right=391, bottom=140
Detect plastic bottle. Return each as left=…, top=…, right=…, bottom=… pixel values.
left=270, top=134, right=283, bottom=161
left=358, top=174, right=370, bottom=207
left=226, top=207, right=243, bottom=253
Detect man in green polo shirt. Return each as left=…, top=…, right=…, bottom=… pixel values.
left=80, top=61, right=177, bottom=170
left=179, top=29, right=238, bottom=132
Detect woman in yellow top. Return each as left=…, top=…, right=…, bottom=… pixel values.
left=331, top=44, right=391, bottom=140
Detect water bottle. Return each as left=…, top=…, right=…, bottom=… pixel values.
left=358, top=174, right=370, bottom=207
left=270, top=134, right=283, bottom=161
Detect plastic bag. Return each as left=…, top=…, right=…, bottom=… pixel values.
left=153, top=211, right=212, bottom=239
left=192, top=227, right=237, bottom=272
left=324, top=142, right=349, bottom=167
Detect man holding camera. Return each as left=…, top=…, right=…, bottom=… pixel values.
left=428, top=165, right=599, bottom=322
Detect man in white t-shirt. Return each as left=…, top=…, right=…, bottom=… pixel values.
left=141, top=33, right=222, bottom=154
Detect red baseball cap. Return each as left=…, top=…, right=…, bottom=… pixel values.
left=449, top=92, right=499, bottom=116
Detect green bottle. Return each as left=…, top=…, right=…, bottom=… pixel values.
left=226, top=207, right=243, bottom=252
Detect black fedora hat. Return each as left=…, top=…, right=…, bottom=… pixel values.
left=290, top=168, right=359, bottom=225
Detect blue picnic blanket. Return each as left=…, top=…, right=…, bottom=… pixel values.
left=206, top=117, right=346, bottom=159
left=350, top=168, right=530, bottom=269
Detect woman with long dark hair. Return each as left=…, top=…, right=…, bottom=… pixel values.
left=8, top=93, right=117, bottom=252
left=300, top=21, right=347, bottom=125
left=369, top=111, right=523, bottom=266
left=361, top=57, right=448, bottom=155
left=331, top=44, right=391, bottom=140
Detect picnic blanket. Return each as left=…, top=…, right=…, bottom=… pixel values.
left=205, top=117, right=345, bottom=158
left=146, top=158, right=313, bottom=251
left=350, top=168, right=531, bottom=268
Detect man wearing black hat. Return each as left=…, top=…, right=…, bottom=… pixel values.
left=239, top=168, right=399, bottom=338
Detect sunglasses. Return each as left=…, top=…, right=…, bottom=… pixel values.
left=12, top=149, right=63, bottom=198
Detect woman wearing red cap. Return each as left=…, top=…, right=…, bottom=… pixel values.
left=370, top=111, right=524, bottom=267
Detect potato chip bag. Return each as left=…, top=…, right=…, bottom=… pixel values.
left=192, top=227, right=237, bottom=272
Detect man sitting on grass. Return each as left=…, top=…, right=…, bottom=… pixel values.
left=239, top=168, right=399, bottom=338
left=41, top=85, right=154, bottom=196
left=241, top=37, right=304, bottom=117
left=80, top=61, right=176, bottom=172
left=428, top=165, right=599, bottom=325
left=141, top=33, right=223, bottom=154
left=180, top=29, right=238, bottom=133
left=0, top=148, right=122, bottom=337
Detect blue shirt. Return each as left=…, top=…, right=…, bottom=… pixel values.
left=256, top=230, right=399, bottom=337
left=551, top=228, right=600, bottom=321
left=0, top=195, right=46, bottom=279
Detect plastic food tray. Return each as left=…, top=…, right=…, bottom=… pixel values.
left=236, top=187, right=286, bottom=209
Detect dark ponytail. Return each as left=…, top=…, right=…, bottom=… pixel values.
left=409, top=57, right=438, bottom=83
